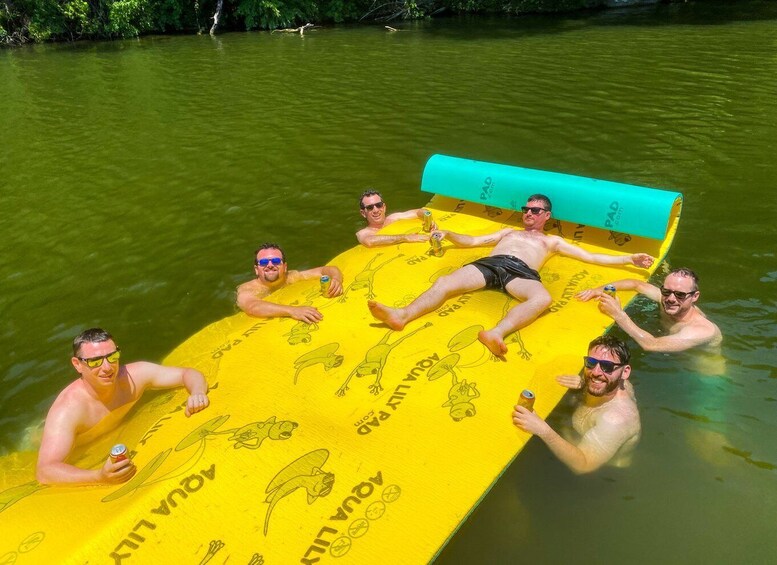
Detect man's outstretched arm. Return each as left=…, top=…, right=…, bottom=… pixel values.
left=435, top=228, right=511, bottom=248
left=236, top=286, right=323, bottom=323
left=555, top=239, right=654, bottom=269
left=132, top=362, right=210, bottom=417
left=577, top=279, right=661, bottom=302
left=356, top=229, right=428, bottom=248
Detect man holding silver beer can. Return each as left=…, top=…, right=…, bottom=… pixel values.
left=512, top=335, right=640, bottom=474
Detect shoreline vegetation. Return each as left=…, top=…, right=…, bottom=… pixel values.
left=2, top=0, right=690, bottom=47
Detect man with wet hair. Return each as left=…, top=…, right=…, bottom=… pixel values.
left=512, top=335, right=641, bottom=474
left=369, top=194, right=654, bottom=359
left=577, top=267, right=722, bottom=352
left=356, top=189, right=434, bottom=247
left=236, top=242, right=343, bottom=324
left=36, top=328, right=210, bottom=485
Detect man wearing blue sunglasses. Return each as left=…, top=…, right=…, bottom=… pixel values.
left=512, top=335, right=641, bottom=474
left=236, top=242, right=343, bottom=323
left=576, top=267, right=722, bottom=354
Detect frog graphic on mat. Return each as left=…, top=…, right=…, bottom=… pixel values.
left=263, top=449, right=334, bottom=536
left=339, top=254, right=404, bottom=302
left=427, top=353, right=480, bottom=421
left=293, top=343, right=344, bottom=384
left=443, top=378, right=480, bottom=421
left=336, top=323, right=432, bottom=397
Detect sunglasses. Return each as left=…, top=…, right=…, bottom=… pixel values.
left=521, top=206, right=547, bottom=215
left=660, top=287, right=696, bottom=300
left=583, top=356, right=624, bottom=374
left=78, top=349, right=121, bottom=369
left=362, top=201, right=385, bottom=212
left=256, top=257, right=283, bottom=267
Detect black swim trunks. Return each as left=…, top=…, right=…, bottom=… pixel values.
left=467, top=255, right=541, bottom=291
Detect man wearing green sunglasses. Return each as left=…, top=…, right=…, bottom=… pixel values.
left=36, top=328, right=210, bottom=486
left=512, top=335, right=641, bottom=474
left=236, top=242, right=343, bottom=323
left=576, top=267, right=722, bottom=354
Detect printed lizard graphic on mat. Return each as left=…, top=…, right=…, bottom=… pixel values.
left=263, top=449, right=334, bottom=536
left=0, top=481, right=47, bottom=514
left=101, top=415, right=297, bottom=502
left=173, top=414, right=298, bottom=451
left=336, top=322, right=432, bottom=397
left=293, top=343, right=344, bottom=384
left=228, top=417, right=298, bottom=450
left=339, top=254, right=404, bottom=302
left=428, top=354, right=480, bottom=421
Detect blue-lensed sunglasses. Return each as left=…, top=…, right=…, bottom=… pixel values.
left=256, top=257, right=283, bottom=267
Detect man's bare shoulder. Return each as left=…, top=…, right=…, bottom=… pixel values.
left=49, top=379, right=88, bottom=408
left=44, top=379, right=94, bottom=429
left=357, top=225, right=380, bottom=236
left=600, top=392, right=640, bottom=426
left=687, top=310, right=723, bottom=344
left=237, top=278, right=272, bottom=297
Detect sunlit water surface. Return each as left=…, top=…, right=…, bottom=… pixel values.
left=1, top=1, right=775, bottom=562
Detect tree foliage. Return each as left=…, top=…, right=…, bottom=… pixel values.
left=1, top=0, right=615, bottom=46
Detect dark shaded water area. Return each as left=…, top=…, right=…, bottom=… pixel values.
left=1, top=1, right=776, bottom=562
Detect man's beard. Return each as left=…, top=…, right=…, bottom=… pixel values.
left=586, top=374, right=623, bottom=397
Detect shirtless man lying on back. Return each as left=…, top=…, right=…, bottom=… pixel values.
left=369, top=194, right=654, bottom=360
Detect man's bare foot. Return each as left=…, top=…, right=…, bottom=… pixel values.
left=478, top=329, right=508, bottom=361
left=368, top=301, right=407, bottom=331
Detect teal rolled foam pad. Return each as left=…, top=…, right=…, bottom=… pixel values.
left=421, top=154, right=683, bottom=240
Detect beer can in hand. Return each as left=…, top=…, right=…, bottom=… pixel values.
left=320, top=275, right=331, bottom=295
left=517, top=390, right=535, bottom=411
left=422, top=210, right=434, bottom=232
left=110, top=444, right=128, bottom=463
left=603, top=284, right=616, bottom=297
left=430, top=233, right=444, bottom=257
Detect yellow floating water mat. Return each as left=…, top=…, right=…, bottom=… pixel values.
left=0, top=156, right=681, bottom=564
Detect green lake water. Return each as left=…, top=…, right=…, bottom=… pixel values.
left=1, top=1, right=776, bottom=562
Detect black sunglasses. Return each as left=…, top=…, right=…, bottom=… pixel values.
left=660, top=287, right=696, bottom=300
left=583, top=356, right=624, bottom=374
left=521, top=206, right=547, bottom=215
left=362, top=201, right=385, bottom=212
